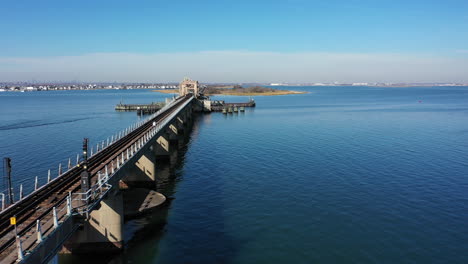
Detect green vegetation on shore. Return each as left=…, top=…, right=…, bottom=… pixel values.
left=153, top=85, right=307, bottom=96
left=204, top=85, right=307, bottom=95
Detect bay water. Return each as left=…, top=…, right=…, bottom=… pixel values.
left=0, top=86, right=467, bottom=263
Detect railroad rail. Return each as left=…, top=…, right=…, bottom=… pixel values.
left=0, top=94, right=193, bottom=262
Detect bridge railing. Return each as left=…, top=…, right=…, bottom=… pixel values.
left=154, top=95, right=193, bottom=133
left=70, top=172, right=113, bottom=216
left=0, top=96, right=183, bottom=214
left=69, top=95, right=192, bottom=217
left=4, top=193, right=73, bottom=263
left=86, top=95, right=178, bottom=159
left=1, top=95, right=192, bottom=263
left=0, top=162, right=81, bottom=215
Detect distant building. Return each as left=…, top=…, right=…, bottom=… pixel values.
left=179, top=77, right=199, bottom=96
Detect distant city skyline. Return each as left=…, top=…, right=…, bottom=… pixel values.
left=1, top=0, right=468, bottom=82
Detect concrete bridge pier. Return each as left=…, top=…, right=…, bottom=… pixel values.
left=185, top=106, right=193, bottom=123
left=155, top=162, right=172, bottom=182
left=180, top=108, right=194, bottom=133
left=122, top=153, right=157, bottom=188
left=167, top=122, right=184, bottom=148
left=154, top=132, right=171, bottom=162
left=167, top=146, right=181, bottom=168
left=168, top=110, right=194, bottom=148
left=175, top=115, right=189, bottom=145
left=176, top=116, right=186, bottom=135
left=61, top=191, right=124, bottom=254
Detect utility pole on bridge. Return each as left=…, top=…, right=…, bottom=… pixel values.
left=80, top=138, right=91, bottom=202
left=3, top=157, right=14, bottom=205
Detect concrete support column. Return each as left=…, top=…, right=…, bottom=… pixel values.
left=186, top=107, right=193, bottom=122
left=154, top=133, right=171, bottom=162
left=61, top=191, right=124, bottom=254
left=166, top=123, right=183, bottom=147
left=122, top=150, right=157, bottom=186
left=176, top=114, right=187, bottom=135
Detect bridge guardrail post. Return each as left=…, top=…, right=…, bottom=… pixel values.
left=58, top=163, right=62, bottom=176
left=53, top=207, right=59, bottom=229
left=16, top=236, right=24, bottom=261
left=67, top=192, right=72, bottom=216
left=0, top=193, right=4, bottom=210
left=47, top=169, right=51, bottom=183
left=98, top=172, right=103, bottom=193
left=36, top=220, right=43, bottom=243
left=19, top=184, right=23, bottom=200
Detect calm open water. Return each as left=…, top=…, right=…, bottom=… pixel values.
left=0, top=86, right=467, bottom=264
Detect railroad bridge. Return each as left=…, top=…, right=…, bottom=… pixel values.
left=0, top=93, right=197, bottom=264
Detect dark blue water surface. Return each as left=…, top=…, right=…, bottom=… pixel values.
left=1, top=86, right=467, bottom=264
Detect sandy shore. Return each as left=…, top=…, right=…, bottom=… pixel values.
left=152, top=89, right=178, bottom=94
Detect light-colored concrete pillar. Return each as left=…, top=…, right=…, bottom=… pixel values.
left=166, top=123, right=182, bottom=146
left=61, top=191, right=124, bottom=254
left=121, top=151, right=157, bottom=186
left=154, top=133, right=171, bottom=161
left=176, top=115, right=186, bottom=134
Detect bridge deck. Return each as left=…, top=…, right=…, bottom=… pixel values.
left=0, top=95, right=193, bottom=262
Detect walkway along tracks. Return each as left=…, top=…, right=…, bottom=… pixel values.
left=0, top=94, right=194, bottom=262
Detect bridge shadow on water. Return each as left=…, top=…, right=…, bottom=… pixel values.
left=57, top=114, right=242, bottom=264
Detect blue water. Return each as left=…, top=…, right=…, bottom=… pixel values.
left=1, top=86, right=467, bottom=263
left=0, top=90, right=173, bottom=195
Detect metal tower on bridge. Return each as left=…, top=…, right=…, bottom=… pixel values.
left=179, top=77, right=199, bottom=97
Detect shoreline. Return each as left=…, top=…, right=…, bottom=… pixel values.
left=152, top=89, right=178, bottom=94
left=152, top=89, right=308, bottom=96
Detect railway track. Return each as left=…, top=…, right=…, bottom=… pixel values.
left=0, top=95, right=192, bottom=258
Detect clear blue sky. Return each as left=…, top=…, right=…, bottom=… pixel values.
left=1, top=0, right=468, bottom=82
left=2, top=0, right=468, bottom=56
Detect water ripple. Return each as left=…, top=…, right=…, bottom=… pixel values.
left=0, top=117, right=94, bottom=131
